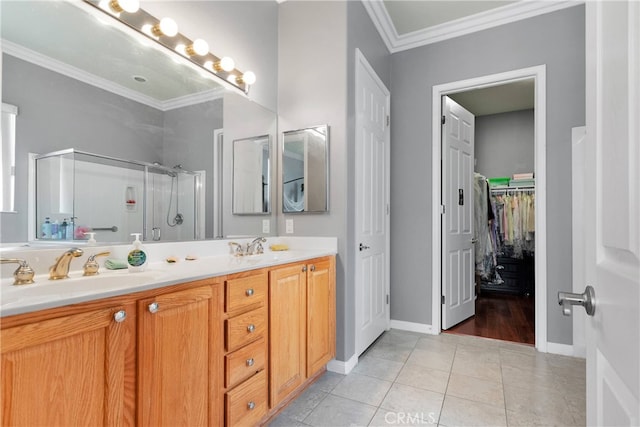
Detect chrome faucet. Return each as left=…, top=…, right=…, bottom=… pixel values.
left=49, top=248, right=84, bottom=280
left=246, top=237, right=266, bottom=255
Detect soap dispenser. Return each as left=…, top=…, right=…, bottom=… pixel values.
left=127, top=233, right=147, bottom=272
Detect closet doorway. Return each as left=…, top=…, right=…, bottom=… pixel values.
left=430, top=66, right=548, bottom=351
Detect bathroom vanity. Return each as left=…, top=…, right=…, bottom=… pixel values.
left=0, top=239, right=336, bottom=426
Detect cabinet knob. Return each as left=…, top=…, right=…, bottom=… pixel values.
left=113, top=310, right=127, bottom=323
left=247, top=324, right=256, bottom=333
left=302, top=266, right=307, bottom=272
left=310, top=265, right=316, bottom=271
left=148, top=302, right=160, bottom=314
left=247, top=401, right=256, bottom=410
left=246, top=288, right=254, bottom=297
left=246, top=358, right=255, bottom=367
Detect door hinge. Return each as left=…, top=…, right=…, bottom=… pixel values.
left=441, top=295, right=445, bottom=305
left=386, top=115, right=390, bottom=127
left=386, top=204, right=390, bottom=215
left=441, top=115, right=446, bottom=125
left=386, top=294, right=390, bottom=304
left=440, top=205, right=446, bottom=214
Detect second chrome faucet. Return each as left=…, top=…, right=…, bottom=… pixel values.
left=229, top=237, right=267, bottom=256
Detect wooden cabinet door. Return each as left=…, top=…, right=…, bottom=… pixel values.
left=1, top=303, right=136, bottom=426
left=269, top=263, right=306, bottom=407
left=138, top=285, right=218, bottom=427
left=306, top=257, right=336, bottom=377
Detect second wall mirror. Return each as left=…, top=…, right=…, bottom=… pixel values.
left=282, top=125, right=329, bottom=213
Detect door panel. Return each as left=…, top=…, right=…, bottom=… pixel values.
left=442, top=96, right=475, bottom=329
left=585, top=1, right=640, bottom=424
left=355, top=49, right=390, bottom=355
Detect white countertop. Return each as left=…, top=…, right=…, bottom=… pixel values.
left=0, top=237, right=337, bottom=317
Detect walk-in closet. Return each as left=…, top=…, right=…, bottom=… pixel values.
left=446, top=82, right=536, bottom=345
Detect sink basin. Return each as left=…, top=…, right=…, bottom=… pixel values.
left=1, top=269, right=170, bottom=313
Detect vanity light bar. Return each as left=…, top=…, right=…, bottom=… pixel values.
left=84, top=0, right=255, bottom=94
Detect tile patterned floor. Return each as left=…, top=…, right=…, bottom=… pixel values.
left=268, top=329, right=586, bottom=426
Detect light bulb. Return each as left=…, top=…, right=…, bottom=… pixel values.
left=240, top=71, right=256, bottom=85
left=227, top=74, right=237, bottom=83
left=109, top=0, right=139, bottom=13
left=204, top=61, right=215, bottom=72
left=152, top=17, right=178, bottom=37
left=212, top=57, right=235, bottom=73
left=175, top=44, right=187, bottom=56
left=186, top=39, right=209, bottom=56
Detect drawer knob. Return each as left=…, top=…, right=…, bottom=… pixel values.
left=113, top=310, right=127, bottom=323
left=247, top=401, right=255, bottom=410
left=302, top=266, right=307, bottom=272
left=246, top=358, right=255, bottom=367
left=148, top=302, right=159, bottom=313
left=310, top=265, right=316, bottom=271
left=246, top=288, right=254, bottom=297
left=247, top=324, right=256, bottom=333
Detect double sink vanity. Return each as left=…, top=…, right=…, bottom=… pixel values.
left=0, top=237, right=337, bottom=426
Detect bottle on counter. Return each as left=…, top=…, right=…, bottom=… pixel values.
left=60, top=218, right=68, bottom=240
left=51, top=220, right=59, bottom=240
left=127, top=233, right=147, bottom=273
left=41, top=217, right=51, bottom=239
left=67, top=217, right=76, bottom=240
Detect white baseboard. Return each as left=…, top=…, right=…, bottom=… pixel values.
left=547, top=342, right=580, bottom=357
left=389, top=319, right=435, bottom=335
left=326, top=353, right=358, bottom=375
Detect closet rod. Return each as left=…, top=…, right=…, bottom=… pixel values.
left=490, top=186, right=535, bottom=194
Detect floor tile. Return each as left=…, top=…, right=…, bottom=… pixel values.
left=367, top=341, right=413, bottom=363
left=276, top=385, right=327, bottom=422
left=379, top=383, right=444, bottom=420
left=445, top=373, right=504, bottom=407
left=303, top=394, right=377, bottom=427
left=395, top=362, right=450, bottom=394
left=331, top=373, right=393, bottom=407
left=312, top=371, right=345, bottom=393
left=268, top=414, right=311, bottom=427
left=376, top=330, right=422, bottom=349
left=353, top=355, right=404, bottom=382
left=406, top=348, right=454, bottom=372
left=451, top=353, right=501, bottom=383
left=369, top=407, right=438, bottom=426
left=503, top=383, right=577, bottom=426
left=439, top=395, right=507, bottom=427
left=414, top=337, right=457, bottom=356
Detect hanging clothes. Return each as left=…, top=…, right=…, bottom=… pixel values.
left=491, top=189, right=535, bottom=258
left=473, top=173, right=495, bottom=278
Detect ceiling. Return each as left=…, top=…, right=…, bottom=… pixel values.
left=361, top=1, right=578, bottom=115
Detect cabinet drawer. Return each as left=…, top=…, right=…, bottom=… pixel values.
left=225, top=337, right=266, bottom=389
left=225, top=370, right=267, bottom=427
left=226, top=307, right=266, bottom=352
left=226, top=273, right=267, bottom=315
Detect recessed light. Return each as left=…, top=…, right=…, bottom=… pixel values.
left=133, top=75, right=147, bottom=83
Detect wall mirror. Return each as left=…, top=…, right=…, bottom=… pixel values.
left=233, top=135, right=271, bottom=214
left=282, top=125, right=329, bottom=213
left=1, top=0, right=276, bottom=243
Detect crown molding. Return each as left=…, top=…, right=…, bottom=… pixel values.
left=2, top=39, right=223, bottom=111
left=362, top=0, right=584, bottom=54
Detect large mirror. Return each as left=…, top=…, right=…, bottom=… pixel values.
left=282, top=125, right=329, bottom=213
left=233, top=136, right=271, bottom=214
left=1, top=0, right=276, bottom=243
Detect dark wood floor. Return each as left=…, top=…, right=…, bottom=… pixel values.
left=445, top=292, right=535, bottom=345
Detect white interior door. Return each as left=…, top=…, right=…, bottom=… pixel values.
left=441, top=96, right=475, bottom=329
left=584, top=1, right=640, bottom=425
left=355, top=49, right=390, bottom=355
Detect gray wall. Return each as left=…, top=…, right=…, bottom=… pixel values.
left=162, top=99, right=223, bottom=238
left=1, top=55, right=164, bottom=243
left=475, top=109, right=535, bottom=179
left=278, top=0, right=390, bottom=362
left=390, top=6, right=585, bottom=345
left=278, top=0, right=350, bottom=360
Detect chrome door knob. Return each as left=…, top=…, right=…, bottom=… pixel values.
left=247, top=401, right=256, bottom=410
left=246, top=288, right=254, bottom=297
left=246, top=358, right=255, bottom=367
left=148, top=302, right=160, bottom=314
left=558, top=286, right=596, bottom=316
left=247, top=324, right=256, bottom=333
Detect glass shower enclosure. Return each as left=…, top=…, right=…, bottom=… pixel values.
left=34, top=149, right=204, bottom=243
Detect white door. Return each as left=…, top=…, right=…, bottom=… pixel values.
left=441, top=96, right=475, bottom=329
left=355, top=49, right=390, bottom=355
left=584, top=1, right=640, bottom=425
